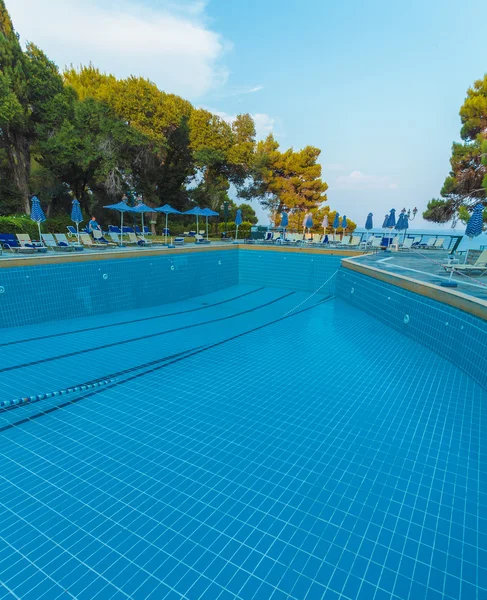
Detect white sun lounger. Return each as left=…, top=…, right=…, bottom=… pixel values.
left=442, top=250, right=487, bottom=275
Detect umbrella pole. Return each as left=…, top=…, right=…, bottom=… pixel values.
left=206, top=216, right=209, bottom=240
left=141, top=213, right=144, bottom=240
left=120, top=212, right=124, bottom=246
left=165, top=213, right=168, bottom=245
left=38, top=222, right=42, bottom=245
left=76, top=222, right=80, bottom=245
left=236, top=225, right=239, bottom=241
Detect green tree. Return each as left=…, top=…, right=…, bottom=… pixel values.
left=248, top=134, right=328, bottom=224
left=0, top=0, right=68, bottom=212
left=237, top=202, right=258, bottom=224
left=38, top=97, right=146, bottom=213
left=424, top=74, right=487, bottom=225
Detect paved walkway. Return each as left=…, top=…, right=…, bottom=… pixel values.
left=350, top=249, right=487, bottom=301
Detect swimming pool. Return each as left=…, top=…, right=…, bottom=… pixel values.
left=0, top=248, right=485, bottom=599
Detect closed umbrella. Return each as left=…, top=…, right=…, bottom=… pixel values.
left=30, top=196, right=46, bottom=244
left=131, top=202, right=153, bottom=241
left=154, top=204, right=182, bottom=245
left=200, top=207, right=219, bottom=240
left=341, top=215, right=347, bottom=240
left=322, top=214, right=329, bottom=234
left=184, top=207, right=205, bottom=238
left=365, top=212, right=373, bottom=243
left=71, top=199, right=83, bottom=244
left=386, top=209, right=396, bottom=246
left=395, top=210, right=408, bottom=243
left=304, top=213, right=313, bottom=238
left=281, top=211, right=289, bottom=241
left=333, top=213, right=340, bottom=240
left=465, top=204, right=484, bottom=238
left=235, top=209, right=243, bottom=241
left=103, top=200, right=135, bottom=246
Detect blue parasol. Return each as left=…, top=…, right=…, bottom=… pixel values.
left=154, top=204, right=182, bottom=244
left=30, top=196, right=46, bottom=243
left=465, top=204, right=484, bottom=238
left=70, top=199, right=83, bottom=243
left=341, top=215, right=347, bottom=239
left=332, top=213, right=340, bottom=238
left=131, top=202, right=153, bottom=241
left=184, top=207, right=205, bottom=238
left=386, top=208, right=396, bottom=245
left=103, top=200, right=135, bottom=246
left=235, top=209, right=243, bottom=240
left=365, top=212, right=373, bottom=243
left=200, top=207, right=219, bottom=240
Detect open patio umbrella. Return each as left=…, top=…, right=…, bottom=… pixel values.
left=103, top=200, right=135, bottom=246
left=71, top=199, right=83, bottom=244
left=235, top=209, right=243, bottom=241
left=281, top=211, right=289, bottom=241
left=332, top=213, right=340, bottom=240
left=154, top=204, right=182, bottom=244
left=30, top=196, right=46, bottom=244
left=200, top=207, right=219, bottom=240
left=184, top=207, right=205, bottom=237
left=341, top=215, right=347, bottom=240
left=131, top=202, right=153, bottom=240
left=465, top=204, right=484, bottom=238
left=365, top=212, right=373, bottom=243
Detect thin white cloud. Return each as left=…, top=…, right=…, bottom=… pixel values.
left=334, top=171, right=398, bottom=191
left=212, top=110, right=275, bottom=140
left=9, top=0, right=229, bottom=99
left=246, top=85, right=264, bottom=94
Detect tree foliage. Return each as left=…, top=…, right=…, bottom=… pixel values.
left=0, top=0, right=354, bottom=228
left=424, top=74, right=487, bottom=225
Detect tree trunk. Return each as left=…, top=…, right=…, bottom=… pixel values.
left=5, top=130, right=31, bottom=214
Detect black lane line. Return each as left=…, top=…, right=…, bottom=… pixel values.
left=0, top=291, right=295, bottom=374
left=0, top=287, right=265, bottom=348
left=0, top=346, right=207, bottom=414
left=0, top=295, right=334, bottom=433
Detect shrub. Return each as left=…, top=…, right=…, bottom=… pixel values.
left=0, top=215, right=39, bottom=239
left=218, top=220, right=252, bottom=238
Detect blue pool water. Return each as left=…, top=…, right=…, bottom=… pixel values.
left=0, top=250, right=485, bottom=600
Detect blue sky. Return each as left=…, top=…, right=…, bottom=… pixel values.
left=11, top=0, right=487, bottom=228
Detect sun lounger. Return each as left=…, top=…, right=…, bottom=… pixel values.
left=80, top=233, right=109, bottom=249
left=195, top=234, right=210, bottom=244
left=42, top=233, right=75, bottom=251
left=16, top=233, right=47, bottom=252
left=433, top=237, right=445, bottom=249
left=127, top=232, right=152, bottom=246
left=106, top=232, right=134, bottom=246
left=54, top=233, right=84, bottom=251
left=66, top=225, right=78, bottom=237
left=0, top=233, right=36, bottom=253
left=143, top=226, right=152, bottom=236
left=173, top=237, right=184, bottom=245
left=442, top=250, right=487, bottom=275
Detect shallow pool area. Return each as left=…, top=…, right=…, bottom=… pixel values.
left=0, top=249, right=485, bottom=599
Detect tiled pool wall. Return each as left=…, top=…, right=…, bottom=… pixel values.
left=238, top=249, right=342, bottom=293
left=0, top=250, right=238, bottom=328
left=0, top=249, right=343, bottom=328
left=2, top=249, right=486, bottom=391
left=336, top=267, right=487, bottom=390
